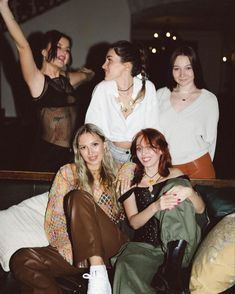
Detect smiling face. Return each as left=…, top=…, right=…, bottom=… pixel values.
left=136, top=135, right=162, bottom=170
left=102, top=48, right=129, bottom=81
left=43, top=37, right=71, bottom=68
left=172, top=55, right=195, bottom=88
left=78, top=132, right=105, bottom=170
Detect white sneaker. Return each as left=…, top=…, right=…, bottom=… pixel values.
left=83, top=266, right=112, bottom=294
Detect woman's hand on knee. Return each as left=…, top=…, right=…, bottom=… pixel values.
left=165, top=185, right=193, bottom=203
left=157, top=193, right=179, bottom=210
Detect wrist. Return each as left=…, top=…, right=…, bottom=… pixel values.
left=152, top=201, right=159, bottom=213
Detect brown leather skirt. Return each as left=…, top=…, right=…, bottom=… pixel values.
left=173, top=153, right=216, bottom=179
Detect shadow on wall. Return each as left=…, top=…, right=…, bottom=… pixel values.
left=0, top=31, right=37, bottom=126
left=75, top=41, right=110, bottom=128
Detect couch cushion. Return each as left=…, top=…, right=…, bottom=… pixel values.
left=189, top=212, right=235, bottom=294
left=0, top=192, right=49, bottom=271
left=194, top=185, right=235, bottom=218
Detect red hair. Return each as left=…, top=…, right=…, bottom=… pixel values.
left=131, top=128, right=172, bottom=185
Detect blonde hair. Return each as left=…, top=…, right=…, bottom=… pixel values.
left=73, top=123, right=120, bottom=210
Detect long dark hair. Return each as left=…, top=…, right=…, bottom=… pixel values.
left=110, top=40, right=148, bottom=102
left=167, top=45, right=205, bottom=91
left=131, top=128, right=172, bottom=185
left=41, top=30, right=73, bottom=67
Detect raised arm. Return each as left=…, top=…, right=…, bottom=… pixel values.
left=68, top=67, right=95, bottom=88
left=0, top=0, right=44, bottom=96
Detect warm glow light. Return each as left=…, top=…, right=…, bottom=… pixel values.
left=172, top=36, right=177, bottom=40
left=152, top=48, right=157, bottom=53
left=166, top=32, right=171, bottom=37
left=154, top=33, right=159, bottom=38
left=222, top=56, right=227, bottom=62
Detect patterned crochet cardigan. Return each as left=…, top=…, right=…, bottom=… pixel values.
left=44, top=163, right=124, bottom=264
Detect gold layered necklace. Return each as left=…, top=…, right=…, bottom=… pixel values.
left=92, top=177, right=103, bottom=201
left=144, top=171, right=162, bottom=197
left=119, top=98, right=134, bottom=113
left=117, top=83, right=134, bottom=114
left=91, top=169, right=103, bottom=201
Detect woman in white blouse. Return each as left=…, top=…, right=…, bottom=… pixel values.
left=158, top=46, right=219, bottom=178
left=85, top=40, right=159, bottom=165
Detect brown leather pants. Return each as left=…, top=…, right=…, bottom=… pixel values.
left=10, top=190, right=128, bottom=294
left=173, top=153, right=216, bottom=179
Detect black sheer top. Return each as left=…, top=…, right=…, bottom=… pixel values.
left=34, top=75, right=77, bottom=108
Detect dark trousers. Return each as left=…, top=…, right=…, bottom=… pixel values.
left=10, top=190, right=128, bottom=294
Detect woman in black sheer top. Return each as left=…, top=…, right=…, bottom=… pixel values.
left=0, top=0, right=94, bottom=171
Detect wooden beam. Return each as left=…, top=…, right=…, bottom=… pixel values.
left=0, top=170, right=235, bottom=188
left=0, top=170, right=55, bottom=182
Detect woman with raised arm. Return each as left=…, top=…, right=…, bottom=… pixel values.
left=85, top=40, right=159, bottom=166
left=10, top=123, right=128, bottom=294
left=112, top=128, right=206, bottom=294
left=0, top=0, right=94, bottom=172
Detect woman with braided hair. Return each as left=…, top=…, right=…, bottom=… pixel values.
left=85, top=40, right=159, bottom=166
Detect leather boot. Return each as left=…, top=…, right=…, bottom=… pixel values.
left=151, top=240, right=189, bottom=294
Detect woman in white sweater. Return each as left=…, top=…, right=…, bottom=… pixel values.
left=158, top=46, right=219, bottom=178
left=85, top=40, right=159, bottom=166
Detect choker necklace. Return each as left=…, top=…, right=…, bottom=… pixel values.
left=118, top=83, right=133, bottom=92
left=144, top=171, right=162, bottom=197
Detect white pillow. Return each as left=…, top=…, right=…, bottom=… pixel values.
left=0, top=192, right=49, bottom=271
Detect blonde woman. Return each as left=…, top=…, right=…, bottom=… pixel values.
left=10, top=124, right=128, bottom=294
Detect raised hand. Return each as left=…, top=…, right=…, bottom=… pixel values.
left=0, top=0, right=9, bottom=11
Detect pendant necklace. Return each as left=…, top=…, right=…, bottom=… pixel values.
left=175, top=93, right=192, bottom=102
left=119, top=99, right=134, bottom=113
left=173, top=88, right=196, bottom=102
left=118, top=83, right=134, bottom=113
left=144, top=171, right=162, bottom=197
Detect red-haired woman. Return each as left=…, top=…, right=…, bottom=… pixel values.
left=112, top=128, right=206, bottom=294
